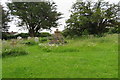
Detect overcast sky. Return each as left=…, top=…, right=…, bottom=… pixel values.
left=0, top=0, right=120, bottom=33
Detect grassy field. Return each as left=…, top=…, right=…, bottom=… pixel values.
left=2, top=34, right=118, bottom=78
left=0, top=39, right=2, bottom=79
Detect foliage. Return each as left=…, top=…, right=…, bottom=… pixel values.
left=2, top=32, right=9, bottom=40
left=23, top=41, right=36, bottom=46
left=2, top=32, right=51, bottom=40
left=36, top=32, right=51, bottom=37
left=7, top=2, right=62, bottom=37
left=0, top=5, right=2, bottom=35
left=39, top=44, right=52, bottom=52
left=22, top=38, right=38, bottom=45
left=108, top=25, right=120, bottom=34
left=2, top=32, right=16, bottom=40
left=40, top=37, right=48, bottom=43
left=16, top=33, right=29, bottom=38
left=2, top=6, right=10, bottom=32
left=40, top=32, right=51, bottom=37
left=65, top=0, right=120, bottom=37
left=2, top=43, right=28, bottom=57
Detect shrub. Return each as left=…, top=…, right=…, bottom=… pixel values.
left=36, top=32, right=51, bottom=37
left=22, top=38, right=38, bottom=45
left=24, top=41, right=36, bottom=45
left=40, top=32, right=51, bottom=37
left=38, top=43, right=52, bottom=52
left=2, top=32, right=17, bottom=40
left=108, top=27, right=119, bottom=34
left=42, top=47, right=52, bottom=52
left=2, top=43, right=28, bottom=57
left=2, top=32, right=8, bottom=40
left=40, top=37, right=48, bottom=43
left=23, top=41, right=36, bottom=45
left=16, top=33, right=29, bottom=38
left=66, top=35, right=72, bottom=39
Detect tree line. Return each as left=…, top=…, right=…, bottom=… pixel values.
left=1, top=0, right=120, bottom=38
left=63, top=0, right=120, bottom=37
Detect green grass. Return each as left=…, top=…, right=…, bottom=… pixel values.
left=2, top=34, right=118, bottom=78
left=0, top=39, right=2, bottom=79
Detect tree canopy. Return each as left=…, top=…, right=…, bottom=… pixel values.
left=1, top=5, right=10, bottom=32
left=7, top=1, right=62, bottom=37
left=64, top=0, right=120, bottom=37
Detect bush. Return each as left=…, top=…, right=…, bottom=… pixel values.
left=36, top=32, right=51, bottom=37
left=2, top=44, right=28, bottom=57
left=108, top=27, right=119, bottom=34
left=16, top=33, right=29, bottom=38
left=23, top=41, right=37, bottom=45
left=38, top=43, right=53, bottom=52
left=23, top=41, right=35, bottom=45
left=2, top=32, right=17, bottom=40
left=2, top=32, right=8, bottom=40
left=40, top=37, right=48, bottom=43
left=23, top=39, right=38, bottom=45
left=2, top=47, right=28, bottom=57
left=40, top=32, right=51, bottom=37
left=42, top=46, right=52, bottom=52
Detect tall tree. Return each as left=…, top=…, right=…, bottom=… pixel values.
left=7, top=1, right=62, bottom=37
left=65, top=0, right=120, bottom=36
left=0, top=5, right=2, bottom=39
left=1, top=5, right=10, bottom=32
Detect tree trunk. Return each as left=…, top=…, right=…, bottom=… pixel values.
left=29, top=29, right=35, bottom=37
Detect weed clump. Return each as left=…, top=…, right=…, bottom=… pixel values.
left=2, top=42, right=28, bottom=57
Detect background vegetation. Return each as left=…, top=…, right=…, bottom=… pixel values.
left=63, top=0, right=120, bottom=37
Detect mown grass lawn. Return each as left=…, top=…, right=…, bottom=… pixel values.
left=2, top=34, right=118, bottom=78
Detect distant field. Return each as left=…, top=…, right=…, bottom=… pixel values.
left=2, top=34, right=118, bottom=78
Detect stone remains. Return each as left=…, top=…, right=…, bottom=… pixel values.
left=49, top=29, right=64, bottom=44
left=2, top=39, right=6, bottom=44
left=34, top=37, right=39, bottom=43
left=17, top=36, right=22, bottom=40
left=10, top=39, right=17, bottom=47
left=89, top=35, right=94, bottom=39
left=27, top=37, right=31, bottom=40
